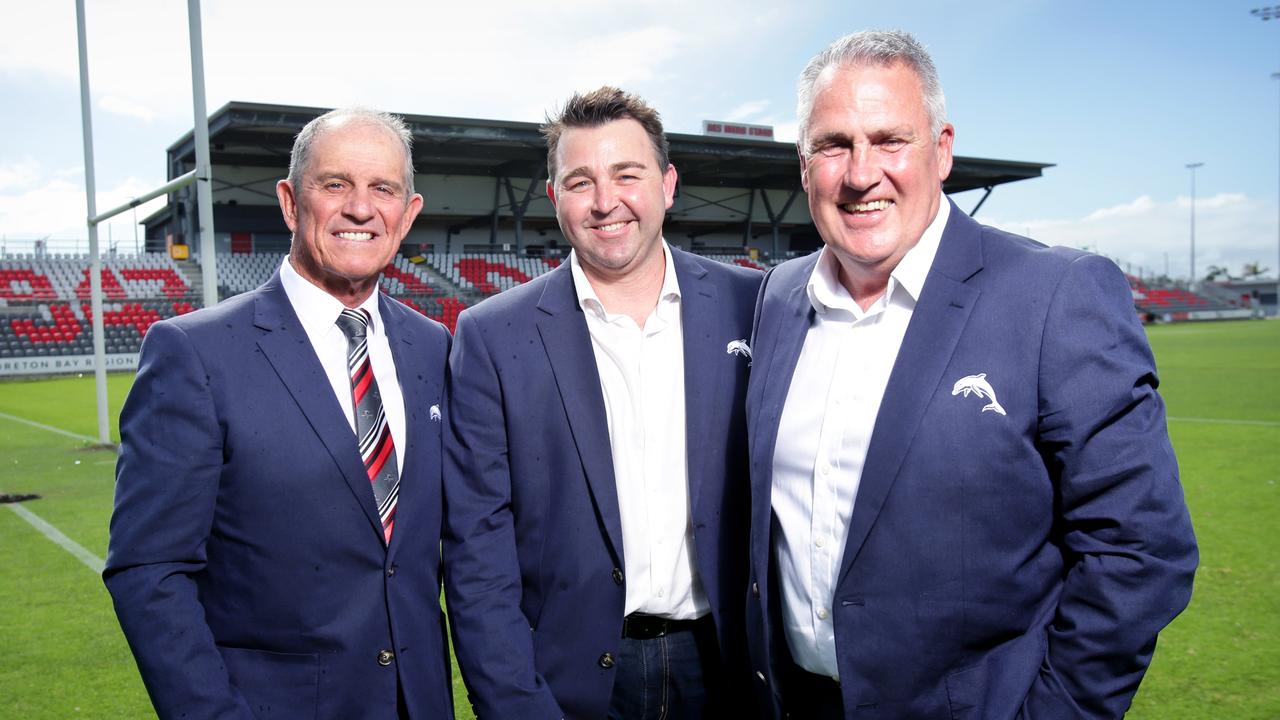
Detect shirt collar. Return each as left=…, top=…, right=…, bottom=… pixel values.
left=279, top=255, right=383, bottom=336
left=890, top=191, right=949, bottom=302
left=806, top=191, right=950, bottom=315
left=569, top=239, right=681, bottom=321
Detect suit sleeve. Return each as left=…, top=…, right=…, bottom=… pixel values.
left=103, top=321, right=254, bottom=720
left=1022, top=255, right=1198, bottom=719
left=442, top=311, right=565, bottom=719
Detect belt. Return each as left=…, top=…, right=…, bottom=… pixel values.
left=621, top=613, right=710, bottom=640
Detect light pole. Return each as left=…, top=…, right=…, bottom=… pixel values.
left=1186, top=162, right=1203, bottom=286
left=1251, top=8, right=1280, bottom=312
left=1272, top=72, right=1279, bottom=315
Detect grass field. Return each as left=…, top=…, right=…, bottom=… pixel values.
left=1, top=318, right=1276, bottom=718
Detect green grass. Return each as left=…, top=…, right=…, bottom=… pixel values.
left=1, top=319, right=1277, bottom=718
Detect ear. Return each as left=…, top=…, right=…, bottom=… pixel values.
left=276, top=179, right=299, bottom=233
left=935, top=123, right=955, bottom=182
left=397, top=192, right=425, bottom=238
left=661, top=164, right=678, bottom=210
left=546, top=180, right=558, bottom=209
left=797, top=145, right=811, bottom=193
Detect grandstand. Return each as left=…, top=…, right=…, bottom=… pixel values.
left=139, top=101, right=1051, bottom=260
left=7, top=248, right=1256, bottom=371
left=42, top=101, right=1268, bottom=374
left=1127, top=274, right=1255, bottom=322
left=0, top=251, right=780, bottom=365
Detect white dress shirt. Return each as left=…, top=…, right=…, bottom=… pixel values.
left=771, top=195, right=950, bottom=678
left=279, top=257, right=406, bottom=474
left=570, top=242, right=709, bottom=620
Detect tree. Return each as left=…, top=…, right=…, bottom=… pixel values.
left=1204, top=265, right=1231, bottom=282
left=1241, top=261, right=1270, bottom=279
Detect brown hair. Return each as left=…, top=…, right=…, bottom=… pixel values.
left=541, top=86, right=670, bottom=181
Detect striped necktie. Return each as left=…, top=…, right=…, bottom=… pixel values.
left=335, top=308, right=398, bottom=544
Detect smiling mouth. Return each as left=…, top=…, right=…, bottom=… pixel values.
left=840, top=199, right=894, bottom=214
left=594, top=221, right=630, bottom=232
left=335, top=231, right=374, bottom=241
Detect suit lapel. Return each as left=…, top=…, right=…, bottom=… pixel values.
left=836, top=201, right=983, bottom=584
left=751, top=254, right=820, bottom=490
left=674, top=251, right=718, bottom=518
left=253, top=273, right=385, bottom=542
left=535, top=265, right=625, bottom=562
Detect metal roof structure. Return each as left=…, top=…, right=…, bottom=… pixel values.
left=149, top=101, right=1053, bottom=255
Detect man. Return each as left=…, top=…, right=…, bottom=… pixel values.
left=744, top=31, right=1198, bottom=719
left=104, top=108, right=454, bottom=719
left=443, top=87, right=760, bottom=719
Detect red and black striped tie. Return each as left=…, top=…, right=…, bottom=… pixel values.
left=336, top=308, right=398, bottom=544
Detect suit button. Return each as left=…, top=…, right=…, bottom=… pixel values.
left=377, top=649, right=394, bottom=666
left=386, top=564, right=397, bottom=577
left=752, top=581, right=760, bottom=597
left=612, top=568, right=624, bottom=585
left=598, top=652, right=616, bottom=669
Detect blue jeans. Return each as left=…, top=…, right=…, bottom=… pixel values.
left=606, top=618, right=724, bottom=720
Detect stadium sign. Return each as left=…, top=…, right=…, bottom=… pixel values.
left=702, top=120, right=775, bottom=141
left=0, top=353, right=139, bottom=377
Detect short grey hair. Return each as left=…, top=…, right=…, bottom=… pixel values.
left=796, top=30, right=947, bottom=151
left=287, top=107, right=417, bottom=194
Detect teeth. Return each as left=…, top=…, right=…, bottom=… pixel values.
left=597, top=222, right=628, bottom=232
left=842, top=200, right=892, bottom=213
left=336, top=232, right=373, bottom=241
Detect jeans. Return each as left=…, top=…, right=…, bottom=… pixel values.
left=606, top=618, right=724, bottom=720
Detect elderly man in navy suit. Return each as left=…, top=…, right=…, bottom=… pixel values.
left=443, top=87, right=760, bottom=719
left=744, top=31, right=1198, bottom=719
left=104, top=107, right=454, bottom=719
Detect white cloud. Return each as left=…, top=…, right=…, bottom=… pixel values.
left=724, top=99, right=771, bottom=122
left=0, top=159, right=43, bottom=192
left=986, top=193, right=1279, bottom=281
left=1175, top=192, right=1248, bottom=211
left=1082, top=195, right=1156, bottom=221
left=0, top=176, right=167, bottom=248
left=99, top=95, right=156, bottom=122
left=0, top=0, right=767, bottom=127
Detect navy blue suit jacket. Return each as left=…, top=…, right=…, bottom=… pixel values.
left=745, top=202, right=1197, bottom=719
left=104, top=272, right=454, bottom=719
left=443, top=248, right=761, bottom=719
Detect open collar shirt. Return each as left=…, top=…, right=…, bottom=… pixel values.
left=771, top=194, right=949, bottom=678
left=570, top=242, right=709, bottom=620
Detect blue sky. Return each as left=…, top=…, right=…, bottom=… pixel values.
left=1, top=0, right=1277, bottom=280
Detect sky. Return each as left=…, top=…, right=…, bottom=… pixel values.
left=0, top=0, right=1277, bottom=281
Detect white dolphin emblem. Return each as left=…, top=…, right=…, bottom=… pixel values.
left=429, top=404, right=441, bottom=422
left=727, top=339, right=752, bottom=362
left=951, top=373, right=1006, bottom=416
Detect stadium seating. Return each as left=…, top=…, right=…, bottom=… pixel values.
left=0, top=251, right=777, bottom=360
left=1127, top=274, right=1236, bottom=318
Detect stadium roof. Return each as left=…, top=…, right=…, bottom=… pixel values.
left=167, top=101, right=1052, bottom=196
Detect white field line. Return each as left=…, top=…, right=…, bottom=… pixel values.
left=6, top=504, right=104, bottom=573
left=0, top=410, right=107, bottom=572
left=0, top=410, right=98, bottom=443
left=1167, top=416, right=1280, bottom=428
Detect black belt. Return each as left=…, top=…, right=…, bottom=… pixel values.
left=621, top=613, right=710, bottom=640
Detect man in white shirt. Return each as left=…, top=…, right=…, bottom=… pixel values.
left=443, top=87, right=761, bottom=719
left=105, top=108, right=455, bottom=719
left=744, top=30, right=1197, bottom=719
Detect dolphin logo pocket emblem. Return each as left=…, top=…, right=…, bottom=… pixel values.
left=429, top=404, right=441, bottom=422
left=951, top=373, right=1006, bottom=416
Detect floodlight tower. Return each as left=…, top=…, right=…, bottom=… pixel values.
left=1186, top=162, right=1203, bottom=286
left=1251, top=6, right=1280, bottom=314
